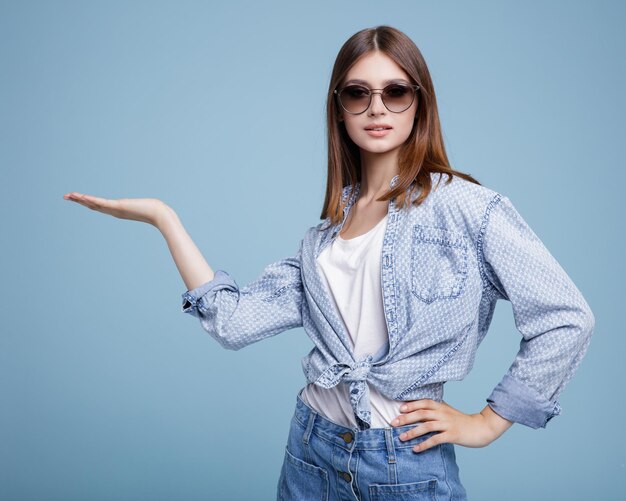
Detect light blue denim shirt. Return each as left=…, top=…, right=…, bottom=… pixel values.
left=181, top=172, right=595, bottom=431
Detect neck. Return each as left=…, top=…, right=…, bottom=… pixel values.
left=358, top=149, right=400, bottom=202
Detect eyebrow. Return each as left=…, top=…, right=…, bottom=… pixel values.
left=343, top=78, right=411, bottom=86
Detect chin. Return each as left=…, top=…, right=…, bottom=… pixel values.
left=359, top=143, right=402, bottom=155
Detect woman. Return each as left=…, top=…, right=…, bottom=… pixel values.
left=64, top=25, right=595, bottom=501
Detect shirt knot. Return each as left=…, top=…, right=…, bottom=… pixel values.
left=341, top=356, right=373, bottom=383
left=316, top=355, right=374, bottom=430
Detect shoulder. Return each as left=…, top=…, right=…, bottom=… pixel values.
left=427, top=171, right=500, bottom=200
left=304, top=220, right=329, bottom=240
left=404, top=172, right=508, bottom=244
left=420, top=171, right=502, bottom=216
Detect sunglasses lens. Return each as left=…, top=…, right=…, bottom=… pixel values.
left=339, top=85, right=371, bottom=114
left=382, top=84, right=415, bottom=112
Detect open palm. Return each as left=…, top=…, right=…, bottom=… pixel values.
left=63, top=192, right=165, bottom=226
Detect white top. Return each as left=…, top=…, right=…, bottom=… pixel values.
left=300, top=212, right=405, bottom=428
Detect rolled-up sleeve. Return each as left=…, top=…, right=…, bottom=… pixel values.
left=180, top=242, right=304, bottom=351
left=478, top=194, right=595, bottom=429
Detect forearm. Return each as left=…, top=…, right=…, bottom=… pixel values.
left=480, top=403, right=514, bottom=439
left=155, top=205, right=215, bottom=291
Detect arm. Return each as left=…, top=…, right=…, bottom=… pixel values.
left=156, top=205, right=217, bottom=291
left=64, top=192, right=218, bottom=291
left=385, top=191, right=583, bottom=449
left=157, top=209, right=305, bottom=351
left=63, top=192, right=304, bottom=351
left=479, top=402, right=514, bottom=436
left=478, top=194, right=595, bottom=429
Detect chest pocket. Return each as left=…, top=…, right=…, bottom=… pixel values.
left=410, top=224, right=469, bottom=304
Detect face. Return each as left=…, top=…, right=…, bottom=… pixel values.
left=337, top=51, right=418, bottom=156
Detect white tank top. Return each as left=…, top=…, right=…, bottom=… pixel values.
left=300, top=212, right=404, bottom=428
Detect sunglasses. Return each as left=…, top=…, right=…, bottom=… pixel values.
left=334, top=83, right=420, bottom=115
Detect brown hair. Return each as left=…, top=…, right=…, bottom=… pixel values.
left=320, top=25, right=481, bottom=225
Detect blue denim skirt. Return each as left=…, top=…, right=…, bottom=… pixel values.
left=277, top=388, right=468, bottom=500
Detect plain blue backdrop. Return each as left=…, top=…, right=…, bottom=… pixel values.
left=1, top=1, right=624, bottom=500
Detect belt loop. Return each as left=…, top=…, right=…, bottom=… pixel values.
left=303, top=408, right=316, bottom=446
left=384, top=427, right=396, bottom=464
left=384, top=427, right=398, bottom=485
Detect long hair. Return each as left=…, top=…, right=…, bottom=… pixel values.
left=321, top=25, right=481, bottom=225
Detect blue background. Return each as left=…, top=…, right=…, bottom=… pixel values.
left=1, top=1, right=624, bottom=499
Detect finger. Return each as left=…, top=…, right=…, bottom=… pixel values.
left=398, top=421, right=439, bottom=441
left=65, top=194, right=104, bottom=213
left=65, top=192, right=97, bottom=202
left=412, top=433, right=446, bottom=453
left=65, top=193, right=92, bottom=208
left=65, top=193, right=94, bottom=206
left=72, top=194, right=97, bottom=210
left=78, top=194, right=113, bottom=211
left=399, top=399, right=440, bottom=413
left=394, top=409, right=437, bottom=427
left=79, top=193, right=104, bottom=204
left=64, top=192, right=84, bottom=201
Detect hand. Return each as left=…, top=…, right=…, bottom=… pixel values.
left=391, top=399, right=512, bottom=453
left=63, top=192, right=169, bottom=227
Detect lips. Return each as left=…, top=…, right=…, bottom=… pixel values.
left=365, top=123, right=392, bottom=131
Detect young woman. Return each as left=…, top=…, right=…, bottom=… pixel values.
left=64, top=25, right=595, bottom=501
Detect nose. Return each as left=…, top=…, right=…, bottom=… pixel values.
left=368, top=91, right=386, bottom=115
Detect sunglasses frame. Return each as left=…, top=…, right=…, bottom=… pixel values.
left=334, top=83, right=421, bottom=115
